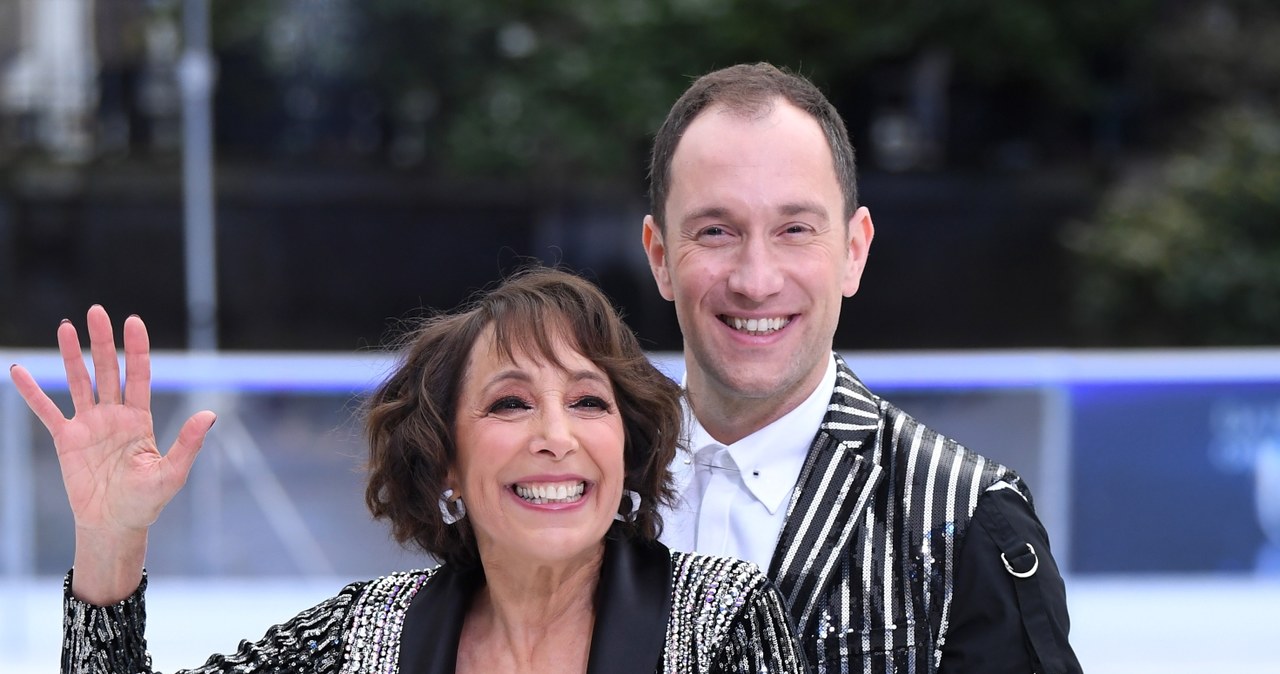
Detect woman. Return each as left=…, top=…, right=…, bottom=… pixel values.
left=10, top=267, right=808, bottom=674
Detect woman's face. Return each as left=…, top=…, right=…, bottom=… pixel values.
left=451, top=326, right=626, bottom=569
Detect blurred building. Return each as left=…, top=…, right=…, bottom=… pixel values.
left=0, top=0, right=97, bottom=161
left=0, top=0, right=182, bottom=162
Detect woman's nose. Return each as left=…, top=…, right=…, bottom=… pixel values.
left=533, top=406, right=577, bottom=459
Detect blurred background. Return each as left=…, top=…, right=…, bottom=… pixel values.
left=2, top=0, right=1279, bottom=672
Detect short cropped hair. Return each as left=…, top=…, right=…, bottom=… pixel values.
left=648, top=62, right=859, bottom=229
left=364, top=266, right=683, bottom=568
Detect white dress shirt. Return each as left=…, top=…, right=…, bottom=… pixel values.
left=661, top=354, right=838, bottom=570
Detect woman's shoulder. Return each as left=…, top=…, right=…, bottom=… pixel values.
left=335, top=567, right=444, bottom=672
left=669, top=548, right=767, bottom=576
left=667, top=550, right=771, bottom=607
left=346, top=566, right=442, bottom=607
left=661, top=550, right=806, bottom=671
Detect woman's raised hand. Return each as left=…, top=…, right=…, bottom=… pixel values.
left=8, top=305, right=215, bottom=603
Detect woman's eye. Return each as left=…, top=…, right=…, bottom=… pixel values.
left=488, top=396, right=531, bottom=413
left=571, top=396, right=612, bottom=413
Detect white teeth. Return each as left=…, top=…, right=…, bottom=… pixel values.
left=726, top=316, right=788, bottom=335
left=514, top=481, right=586, bottom=504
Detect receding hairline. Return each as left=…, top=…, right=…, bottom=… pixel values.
left=648, top=64, right=860, bottom=233
left=662, top=99, right=846, bottom=230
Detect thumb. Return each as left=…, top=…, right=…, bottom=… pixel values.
left=164, top=410, right=216, bottom=484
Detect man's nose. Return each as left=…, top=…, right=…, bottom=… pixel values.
left=726, top=238, right=784, bottom=301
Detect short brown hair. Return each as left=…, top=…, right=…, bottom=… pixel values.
left=648, top=62, right=859, bottom=229
left=364, top=266, right=683, bottom=567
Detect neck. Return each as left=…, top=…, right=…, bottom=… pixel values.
left=687, top=369, right=825, bottom=446
left=463, top=544, right=603, bottom=669
left=691, top=394, right=788, bottom=446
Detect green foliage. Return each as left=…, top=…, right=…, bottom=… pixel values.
left=210, top=0, right=1156, bottom=181
left=1066, top=106, right=1280, bottom=345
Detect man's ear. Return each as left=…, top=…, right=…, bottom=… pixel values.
left=842, top=206, right=875, bottom=298
left=643, top=215, right=675, bottom=301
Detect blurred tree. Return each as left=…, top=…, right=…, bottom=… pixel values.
left=208, top=0, right=1155, bottom=182
left=1066, top=0, right=1280, bottom=345
left=1133, top=0, right=1280, bottom=142
left=1067, top=106, right=1280, bottom=344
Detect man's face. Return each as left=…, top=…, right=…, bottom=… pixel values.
left=643, top=99, right=873, bottom=438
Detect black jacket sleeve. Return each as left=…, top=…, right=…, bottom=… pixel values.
left=62, top=569, right=360, bottom=674
left=938, top=487, right=1083, bottom=674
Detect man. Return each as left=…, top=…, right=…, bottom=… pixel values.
left=642, top=63, right=1081, bottom=673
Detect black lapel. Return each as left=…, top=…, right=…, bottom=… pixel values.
left=399, top=536, right=672, bottom=674
left=586, top=534, right=673, bottom=674
left=767, top=355, right=885, bottom=634
left=399, top=563, right=482, bottom=674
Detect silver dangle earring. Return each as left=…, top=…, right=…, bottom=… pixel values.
left=615, top=489, right=641, bottom=523
left=439, top=489, right=466, bottom=525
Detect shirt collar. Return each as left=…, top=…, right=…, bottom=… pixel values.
left=683, top=354, right=837, bottom=514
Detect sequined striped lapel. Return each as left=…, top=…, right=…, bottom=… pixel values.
left=767, top=356, right=883, bottom=635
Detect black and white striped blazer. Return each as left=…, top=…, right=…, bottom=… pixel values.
left=768, top=354, right=1029, bottom=672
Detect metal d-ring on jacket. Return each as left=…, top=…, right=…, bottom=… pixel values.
left=767, top=355, right=1081, bottom=673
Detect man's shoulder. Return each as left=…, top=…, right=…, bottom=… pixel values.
left=879, top=397, right=1016, bottom=481
left=828, top=357, right=1016, bottom=485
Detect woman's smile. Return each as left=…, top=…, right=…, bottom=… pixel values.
left=512, top=480, right=588, bottom=504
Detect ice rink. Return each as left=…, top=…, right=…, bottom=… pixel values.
left=5, top=574, right=1279, bottom=673
left=6, top=349, right=1280, bottom=672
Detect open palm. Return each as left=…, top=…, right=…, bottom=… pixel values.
left=9, top=305, right=215, bottom=536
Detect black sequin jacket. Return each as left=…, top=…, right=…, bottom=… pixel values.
left=62, top=536, right=808, bottom=673
left=762, top=355, right=1079, bottom=672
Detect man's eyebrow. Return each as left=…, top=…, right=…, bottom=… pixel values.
left=778, top=201, right=829, bottom=220
left=680, top=202, right=830, bottom=224
left=679, top=206, right=732, bottom=225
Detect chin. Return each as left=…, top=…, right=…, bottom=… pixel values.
left=525, top=540, right=608, bottom=567
left=720, top=369, right=795, bottom=398
left=526, top=523, right=611, bottom=554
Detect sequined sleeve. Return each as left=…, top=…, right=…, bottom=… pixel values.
left=61, top=569, right=364, bottom=674
left=666, top=552, right=809, bottom=674
left=711, top=573, right=809, bottom=673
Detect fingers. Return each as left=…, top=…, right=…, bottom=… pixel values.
left=122, top=315, right=152, bottom=411
left=58, top=319, right=95, bottom=414
left=164, top=410, right=217, bottom=485
left=8, top=364, right=67, bottom=433
left=87, top=305, right=122, bottom=405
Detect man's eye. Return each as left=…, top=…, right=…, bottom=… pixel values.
left=700, top=226, right=727, bottom=237
left=489, top=396, right=531, bottom=413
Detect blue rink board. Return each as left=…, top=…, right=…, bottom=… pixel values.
left=1071, top=382, right=1278, bottom=574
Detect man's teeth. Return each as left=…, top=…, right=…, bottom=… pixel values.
left=725, top=316, right=789, bottom=335
left=514, top=482, right=586, bottom=504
